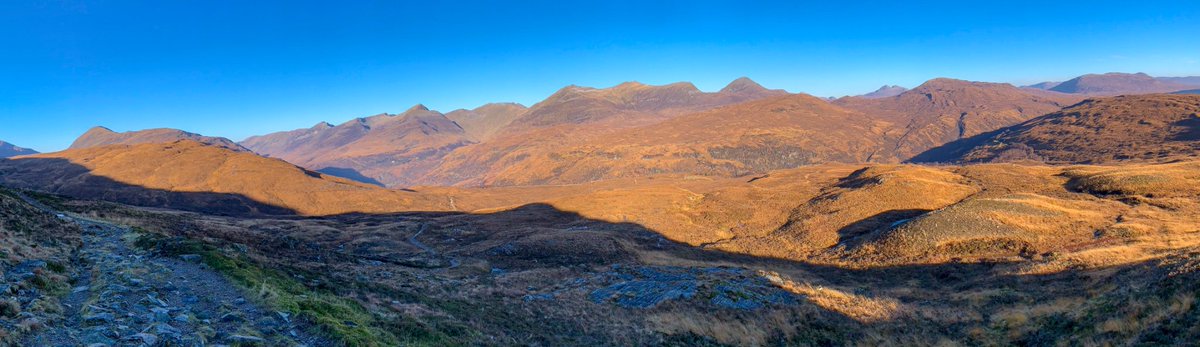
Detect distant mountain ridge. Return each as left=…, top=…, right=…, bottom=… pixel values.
left=0, top=140, right=37, bottom=158
left=50, top=74, right=1190, bottom=189
left=1157, top=76, right=1200, bottom=86
left=859, top=85, right=908, bottom=99
left=242, top=77, right=790, bottom=186
left=240, top=104, right=475, bottom=187
left=1024, top=72, right=1194, bottom=95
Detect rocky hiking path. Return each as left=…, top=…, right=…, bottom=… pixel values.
left=16, top=193, right=326, bottom=346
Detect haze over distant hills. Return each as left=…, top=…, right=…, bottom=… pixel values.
left=0, top=140, right=37, bottom=158
left=858, top=85, right=908, bottom=99
left=1023, top=72, right=1196, bottom=95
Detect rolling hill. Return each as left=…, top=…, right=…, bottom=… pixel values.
left=911, top=94, right=1200, bottom=163
left=0, top=140, right=451, bottom=215
left=71, top=126, right=246, bottom=151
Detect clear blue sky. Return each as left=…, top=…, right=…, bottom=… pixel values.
left=2, top=1, right=1198, bottom=152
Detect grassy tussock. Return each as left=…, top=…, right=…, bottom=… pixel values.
left=1064, top=163, right=1200, bottom=197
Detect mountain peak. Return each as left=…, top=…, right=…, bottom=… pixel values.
left=85, top=126, right=116, bottom=135
left=406, top=104, right=431, bottom=113
left=861, top=85, right=909, bottom=99
left=720, top=77, right=767, bottom=94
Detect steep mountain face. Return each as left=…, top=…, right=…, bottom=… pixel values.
left=240, top=105, right=475, bottom=187
left=0, top=140, right=449, bottom=215
left=1049, top=73, right=1191, bottom=95
left=500, top=78, right=788, bottom=134
left=834, top=78, right=1081, bottom=160
left=0, top=140, right=37, bottom=158
left=859, top=85, right=908, bottom=99
left=422, top=94, right=888, bottom=186
left=445, top=103, right=528, bottom=141
left=912, top=94, right=1200, bottom=163
left=70, top=126, right=246, bottom=151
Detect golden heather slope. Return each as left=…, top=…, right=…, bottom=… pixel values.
left=0, top=140, right=451, bottom=215
left=421, top=160, right=1200, bottom=270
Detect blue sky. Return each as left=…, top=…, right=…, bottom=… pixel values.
left=1, top=1, right=1198, bottom=152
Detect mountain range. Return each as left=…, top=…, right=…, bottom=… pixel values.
left=13, top=72, right=1200, bottom=192
left=31, top=72, right=1194, bottom=189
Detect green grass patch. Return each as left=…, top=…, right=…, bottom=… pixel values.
left=47, top=261, right=67, bottom=273
left=131, top=232, right=422, bottom=346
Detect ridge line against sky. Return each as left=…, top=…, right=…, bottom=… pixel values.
left=1, top=0, right=1198, bottom=152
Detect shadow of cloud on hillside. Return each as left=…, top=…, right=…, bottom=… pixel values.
left=1171, top=116, right=1200, bottom=141
left=906, top=127, right=1006, bottom=163
left=316, top=166, right=386, bottom=187
left=834, top=209, right=929, bottom=249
